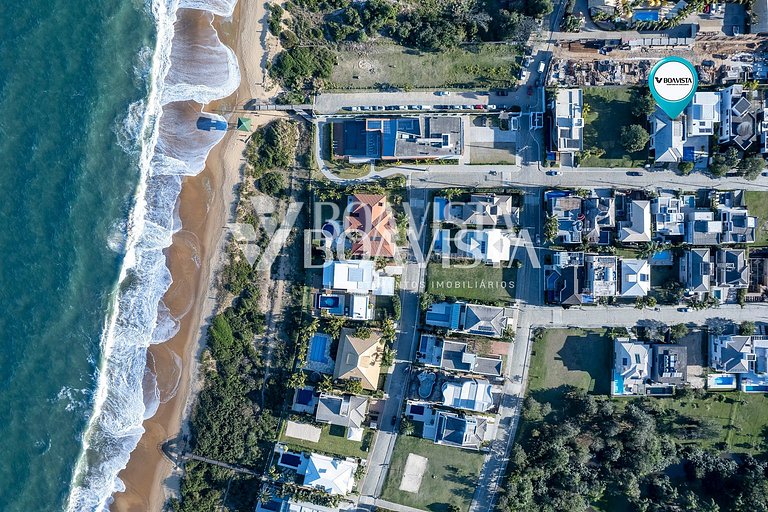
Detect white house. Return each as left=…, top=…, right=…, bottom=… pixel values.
left=442, top=378, right=495, bottom=412
left=620, top=259, right=651, bottom=297
left=552, top=88, right=583, bottom=167
left=322, top=260, right=395, bottom=296
left=613, top=338, right=651, bottom=395
left=300, top=453, right=357, bottom=495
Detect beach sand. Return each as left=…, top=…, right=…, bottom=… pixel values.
left=111, top=0, right=274, bottom=510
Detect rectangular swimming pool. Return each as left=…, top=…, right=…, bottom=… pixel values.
left=309, top=334, right=330, bottom=363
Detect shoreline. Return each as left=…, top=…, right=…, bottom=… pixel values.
left=111, top=0, right=272, bottom=509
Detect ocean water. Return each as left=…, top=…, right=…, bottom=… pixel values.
left=0, top=0, right=239, bottom=510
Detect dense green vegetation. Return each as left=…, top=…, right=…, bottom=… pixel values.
left=506, top=328, right=768, bottom=511
left=271, top=0, right=540, bottom=91
left=501, top=389, right=768, bottom=512
left=245, top=119, right=298, bottom=176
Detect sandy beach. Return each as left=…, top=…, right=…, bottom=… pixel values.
left=111, top=0, right=273, bottom=510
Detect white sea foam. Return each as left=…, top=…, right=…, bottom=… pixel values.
left=66, top=0, right=240, bottom=509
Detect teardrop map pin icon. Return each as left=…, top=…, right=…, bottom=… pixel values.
left=648, top=56, right=698, bottom=119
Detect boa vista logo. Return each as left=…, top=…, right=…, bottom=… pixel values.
left=654, top=76, right=694, bottom=85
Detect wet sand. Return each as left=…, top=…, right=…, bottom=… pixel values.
left=111, top=0, right=271, bottom=509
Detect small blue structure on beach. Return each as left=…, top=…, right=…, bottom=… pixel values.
left=196, top=116, right=227, bottom=131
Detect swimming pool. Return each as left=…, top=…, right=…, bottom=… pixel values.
left=280, top=452, right=302, bottom=468
left=714, top=375, right=735, bottom=386
left=309, top=333, right=330, bottom=363
left=745, top=385, right=768, bottom=392
left=633, top=10, right=659, bottom=21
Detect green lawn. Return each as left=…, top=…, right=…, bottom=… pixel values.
left=426, top=263, right=516, bottom=304
left=381, top=436, right=486, bottom=512
left=279, top=421, right=373, bottom=460
left=744, top=191, right=768, bottom=246
left=526, top=329, right=768, bottom=455
left=527, top=328, right=612, bottom=409
left=581, top=87, right=648, bottom=168
left=330, top=43, right=520, bottom=90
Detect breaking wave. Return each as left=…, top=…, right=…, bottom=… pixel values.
left=66, top=0, right=240, bottom=510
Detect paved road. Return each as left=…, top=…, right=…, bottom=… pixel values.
left=314, top=91, right=520, bottom=115
left=360, top=188, right=430, bottom=498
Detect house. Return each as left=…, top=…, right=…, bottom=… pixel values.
left=424, top=301, right=463, bottom=329
left=718, top=204, right=757, bottom=244
left=331, top=117, right=462, bottom=162
left=618, top=200, right=651, bottom=243
left=652, top=345, right=688, bottom=386
left=441, top=378, right=495, bottom=412
left=333, top=328, right=384, bottom=390
left=434, top=411, right=490, bottom=450
left=315, top=393, right=368, bottom=429
left=458, top=229, right=516, bottom=265
left=719, top=85, right=758, bottom=150
left=680, top=248, right=712, bottom=296
left=551, top=88, right=584, bottom=166
left=315, top=292, right=372, bottom=321
left=345, top=194, right=397, bottom=258
left=460, top=303, right=509, bottom=338
left=651, top=195, right=695, bottom=239
left=710, top=334, right=755, bottom=373
left=612, top=338, right=651, bottom=396
left=545, top=251, right=587, bottom=305
left=585, top=254, right=618, bottom=297
left=684, top=209, right=723, bottom=245
left=434, top=194, right=519, bottom=227
left=299, top=453, right=357, bottom=495
left=322, top=260, right=395, bottom=296
left=620, top=259, right=651, bottom=297
left=714, top=249, right=749, bottom=289
left=685, top=205, right=757, bottom=245
left=583, top=195, right=615, bottom=244
left=649, top=92, right=719, bottom=164
left=548, top=194, right=584, bottom=244
left=439, top=339, right=503, bottom=377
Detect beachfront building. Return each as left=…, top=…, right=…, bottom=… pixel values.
left=330, top=117, right=463, bottom=163
left=333, top=328, right=384, bottom=391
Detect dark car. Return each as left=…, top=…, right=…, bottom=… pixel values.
left=527, top=86, right=533, bottom=96
left=496, top=89, right=509, bottom=96
left=627, top=171, right=642, bottom=176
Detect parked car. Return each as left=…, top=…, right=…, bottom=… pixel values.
left=487, top=104, right=497, bottom=110
left=436, top=91, right=450, bottom=96
left=385, top=105, right=398, bottom=110
left=523, top=56, right=533, bottom=67
left=473, top=104, right=484, bottom=109
left=407, top=105, right=419, bottom=110
left=762, top=171, right=768, bottom=177
left=547, top=170, right=562, bottom=176
left=462, top=105, right=472, bottom=110
left=489, top=170, right=498, bottom=176
left=627, top=171, right=642, bottom=176
left=342, top=106, right=353, bottom=111
left=496, top=89, right=509, bottom=96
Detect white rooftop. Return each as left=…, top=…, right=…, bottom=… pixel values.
left=302, top=453, right=357, bottom=495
